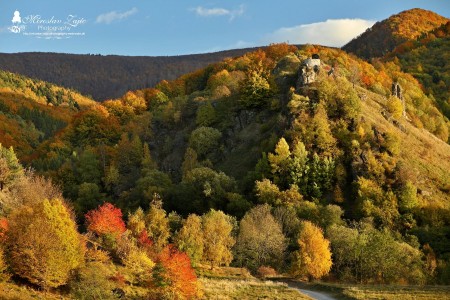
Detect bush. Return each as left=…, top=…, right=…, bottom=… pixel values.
left=327, top=224, right=426, bottom=284
left=257, top=266, right=278, bottom=279
left=387, top=96, right=404, bottom=119
left=70, top=262, right=118, bottom=300
left=123, top=249, right=154, bottom=285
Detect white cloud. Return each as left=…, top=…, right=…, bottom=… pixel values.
left=192, top=5, right=245, bottom=21
left=194, top=7, right=230, bottom=17
left=264, top=19, right=375, bottom=47
left=96, top=7, right=138, bottom=24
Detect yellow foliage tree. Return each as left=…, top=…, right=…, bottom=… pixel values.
left=268, top=138, right=291, bottom=175
left=291, top=221, right=332, bottom=280
left=123, top=248, right=155, bottom=285
left=175, top=214, right=204, bottom=266
left=145, top=195, right=170, bottom=252
left=202, top=209, right=235, bottom=269
left=7, top=199, right=85, bottom=289
left=387, top=96, right=404, bottom=119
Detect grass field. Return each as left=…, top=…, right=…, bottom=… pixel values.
left=303, top=281, right=450, bottom=300
left=200, top=278, right=312, bottom=300
left=0, top=281, right=66, bottom=300
left=341, top=284, right=450, bottom=300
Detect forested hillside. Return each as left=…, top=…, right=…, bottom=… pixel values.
left=0, top=40, right=449, bottom=298
left=0, top=48, right=256, bottom=101
left=384, top=21, right=450, bottom=118
left=0, top=70, right=95, bottom=159
left=343, top=8, right=448, bottom=58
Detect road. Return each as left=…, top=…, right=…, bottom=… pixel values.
left=275, top=280, right=338, bottom=300
left=293, top=287, right=337, bottom=300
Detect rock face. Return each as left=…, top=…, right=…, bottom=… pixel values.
left=392, top=81, right=406, bottom=117
left=392, top=82, right=403, bottom=100
left=297, top=54, right=321, bottom=87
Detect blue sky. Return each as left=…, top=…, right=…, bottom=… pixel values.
left=0, top=0, right=448, bottom=56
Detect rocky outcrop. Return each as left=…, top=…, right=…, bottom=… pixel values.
left=297, top=54, right=321, bottom=87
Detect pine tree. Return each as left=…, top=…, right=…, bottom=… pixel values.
left=181, top=148, right=199, bottom=178
left=268, top=138, right=291, bottom=187
left=0, top=144, right=24, bottom=191
left=141, top=143, right=156, bottom=176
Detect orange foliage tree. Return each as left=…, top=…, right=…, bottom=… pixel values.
left=151, top=244, right=200, bottom=299
left=85, top=202, right=126, bottom=239
left=264, top=43, right=298, bottom=61
left=0, top=218, right=7, bottom=242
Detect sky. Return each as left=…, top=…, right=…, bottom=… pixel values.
left=0, top=0, right=448, bottom=56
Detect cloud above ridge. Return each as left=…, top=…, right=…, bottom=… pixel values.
left=264, top=19, right=375, bottom=47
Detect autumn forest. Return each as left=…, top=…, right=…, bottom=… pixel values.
left=0, top=7, right=449, bottom=300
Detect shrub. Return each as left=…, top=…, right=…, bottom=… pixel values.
left=70, top=262, right=117, bottom=300
left=387, top=96, right=404, bottom=119
left=123, top=249, right=154, bottom=285
left=257, top=266, right=278, bottom=279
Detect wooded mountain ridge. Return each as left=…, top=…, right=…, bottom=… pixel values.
left=0, top=48, right=258, bottom=101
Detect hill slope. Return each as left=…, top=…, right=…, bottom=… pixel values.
left=1, top=44, right=450, bottom=296
left=0, top=48, right=258, bottom=101
left=384, top=21, right=450, bottom=118
left=0, top=70, right=95, bottom=159
left=343, top=8, right=448, bottom=59
left=25, top=44, right=448, bottom=214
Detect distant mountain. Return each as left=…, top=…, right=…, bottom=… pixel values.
left=0, top=48, right=259, bottom=101
left=343, top=8, right=448, bottom=59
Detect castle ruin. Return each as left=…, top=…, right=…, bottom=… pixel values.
left=298, top=54, right=321, bottom=86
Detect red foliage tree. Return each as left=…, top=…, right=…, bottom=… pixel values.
left=0, top=218, right=8, bottom=242
left=152, top=245, right=199, bottom=299
left=85, top=202, right=126, bottom=238
left=137, top=229, right=153, bottom=249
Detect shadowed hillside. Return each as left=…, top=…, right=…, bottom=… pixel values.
left=0, top=48, right=261, bottom=101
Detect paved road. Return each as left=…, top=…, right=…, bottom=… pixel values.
left=293, top=287, right=337, bottom=300
left=275, top=280, right=338, bottom=300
